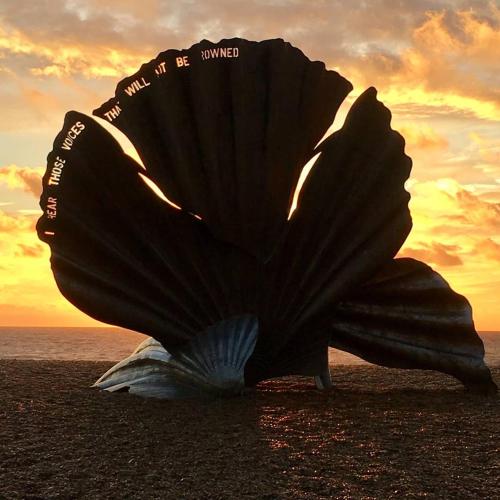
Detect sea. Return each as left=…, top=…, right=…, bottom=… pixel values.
left=0, top=327, right=499, bottom=366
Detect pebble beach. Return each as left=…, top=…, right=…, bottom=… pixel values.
left=1, top=360, right=498, bottom=499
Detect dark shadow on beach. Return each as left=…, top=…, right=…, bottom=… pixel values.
left=1, top=361, right=499, bottom=499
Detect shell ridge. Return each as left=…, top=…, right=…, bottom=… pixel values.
left=288, top=200, right=412, bottom=329
left=97, top=315, right=259, bottom=398
left=92, top=38, right=352, bottom=261
left=52, top=250, right=194, bottom=332
left=236, top=317, right=258, bottom=371
left=185, top=54, right=229, bottom=239
left=330, top=321, right=485, bottom=362
left=94, top=355, right=173, bottom=390
left=58, top=197, right=216, bottom=330
left=327, top=258, right=497, bottom=393
left=281, top=152, right=410, bottom=323
left=267, top=89, right=412, bottom=328
left=154, top=53, right=241, bottom=317
left=39, top=111, right=264, bottom=349
left=44, top=154, right=219, bottom=335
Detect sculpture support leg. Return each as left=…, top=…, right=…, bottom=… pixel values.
left=314, top=364, right=332, bottom=390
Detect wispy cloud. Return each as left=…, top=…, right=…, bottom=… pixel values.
left=342, top=6, right=500, bottom=121
left=0, top=208, right=36, bottom=233
left=16, top=242, right=44, bottom=258
left=474, top=238, right=500, bottom=262
left=0, top=24, right=147, bottom=78
left=400, top=241, right=463, bottom=267
left=0, top=165, right=43, bottom=196
left=399, top=124, right=449, bottom=150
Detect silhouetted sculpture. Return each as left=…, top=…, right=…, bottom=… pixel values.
left=37, top=38, right=497, bottom=397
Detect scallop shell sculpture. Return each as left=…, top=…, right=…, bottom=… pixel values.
left=37, top=38, right=497, bottom=397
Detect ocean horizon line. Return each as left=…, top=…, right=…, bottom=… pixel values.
left=1, top=327, right=499, bottom=366
left=1, top=326, right=499, bottom=334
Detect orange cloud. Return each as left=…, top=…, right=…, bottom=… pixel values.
left=405, top=179, right=500, bottom=238
left=468, top=132, right=500, bottom=177
left=342, top=6, right=500, bottom=121
left=0, top=165, right=43, bottom=196
left=399, top=242, right=463, bottom=267
left=454, top=188, right=500, bottom=230
left=21, top=87, right=62, bottom=123
left=399, top=124, right=448, bottom=150
left=0, top=25, right=147, bottom=78
left=0, top=209, right=35, bottom=233
left=0, top=2, right=497, bottom=137
left=16, top=242, right=44, bottom=258
left=474, top=238, right=500, bottom=263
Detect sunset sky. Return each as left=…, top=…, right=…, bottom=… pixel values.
left=0, top=0, right=498, bottom=329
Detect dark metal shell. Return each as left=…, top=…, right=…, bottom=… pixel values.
left=94, top=315, right=258, bottom=398
left=93, top=38, right=352, bottom=261
left=37, top=37, right=497, bottom=396
left=37, top=111, right=262, bottom=348
left=328, top=258, right=497, bottom=394
left=247, top=88, right=414, bottom=381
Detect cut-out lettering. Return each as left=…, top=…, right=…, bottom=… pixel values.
left=124, top=77, right=151, bottom=97
left=155, top=61, right=167, bottom=75
left=201, top=47, right=239, bottom=61
left=61, top=121, right=85, bottom=151
left=48, top=156, right=66, bottom=186
left=176, top=56, right=190, bottom=67
left=46, top=196, right=58, bottom=219
left=104, top=103, right=122, bottom=122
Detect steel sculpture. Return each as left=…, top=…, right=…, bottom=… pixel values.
left=37, top=38, right=497, bottom=397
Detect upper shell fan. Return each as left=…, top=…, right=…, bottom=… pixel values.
left=93, top=38, right=352, bottom=261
